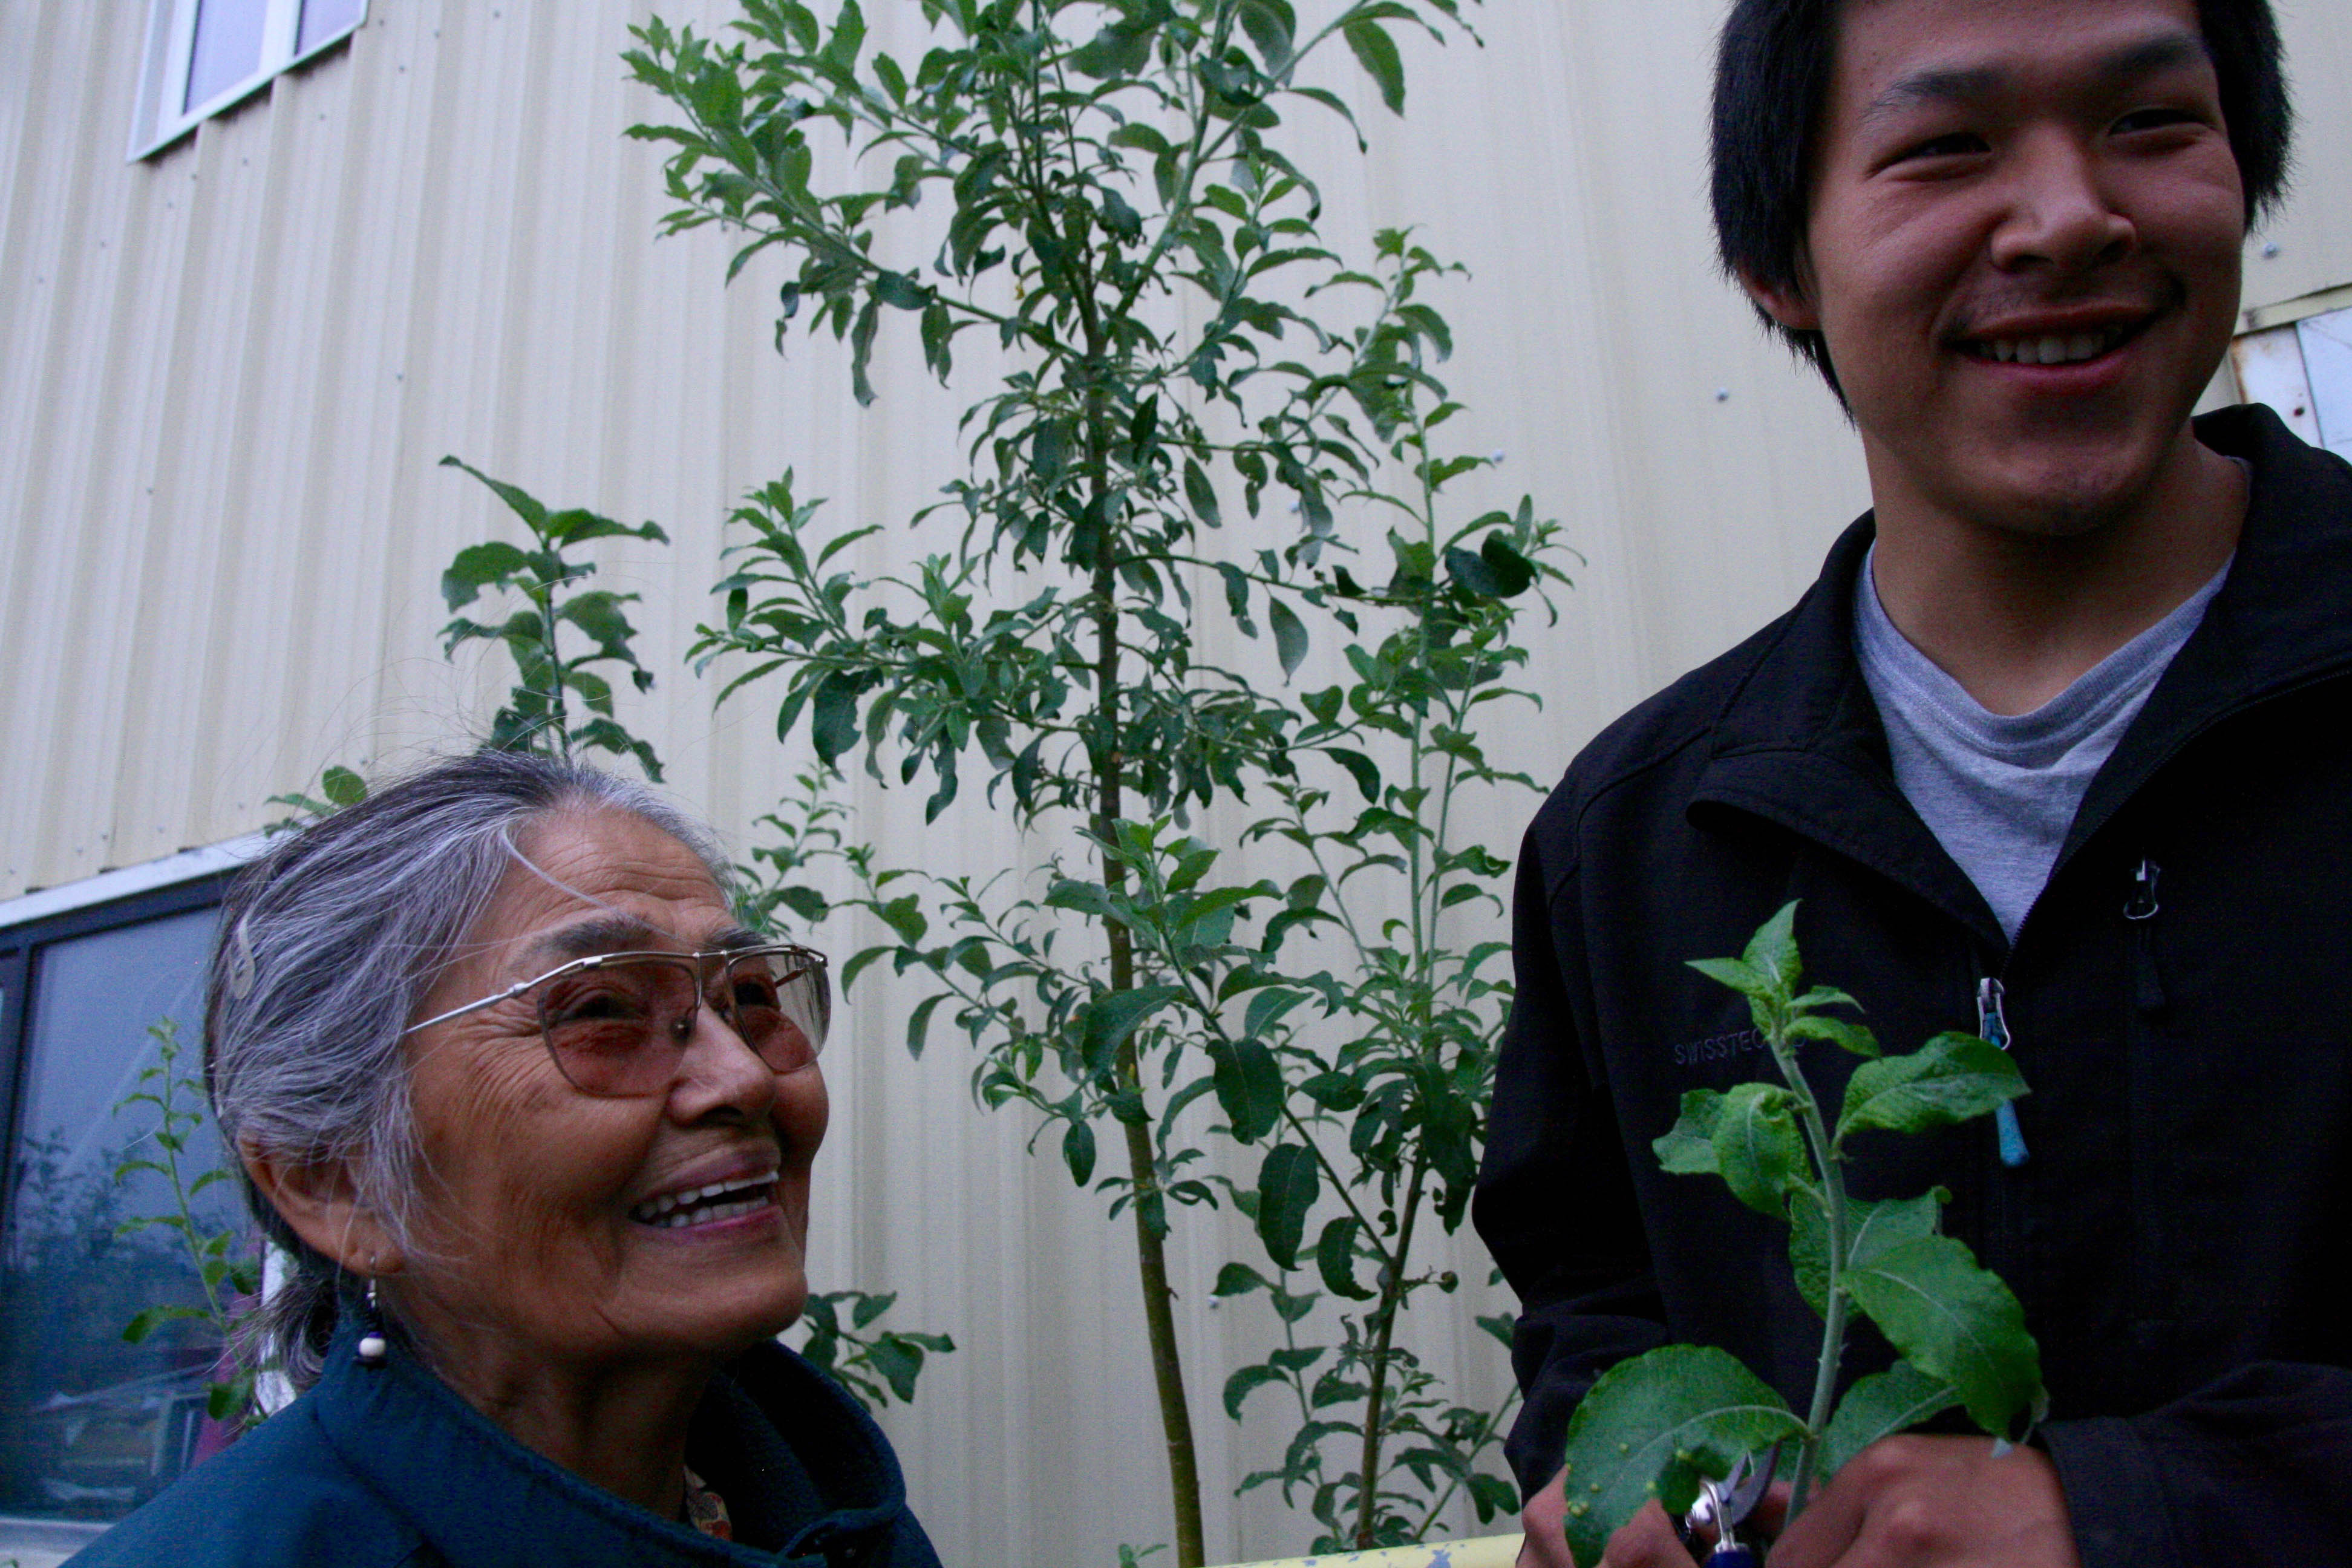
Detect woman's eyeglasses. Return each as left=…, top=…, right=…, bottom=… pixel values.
left=402, top=942, right=830, bottom=1098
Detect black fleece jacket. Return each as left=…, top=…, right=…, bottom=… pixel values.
left=1472, top=404, right=2352, bottom=1567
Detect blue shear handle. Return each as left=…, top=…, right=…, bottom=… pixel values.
left=1705, top=1547, right=1759, bottom=1567
left=1995, top=1102, right=2029, bottom=1167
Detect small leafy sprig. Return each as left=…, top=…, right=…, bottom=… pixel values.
left=113, top=1019, right=261, bottom=1423
left=794, top=1288, right=957, bottom=1410
left=1553, top=904, right=2045, bottom=1564
left=437, top=456, right=671, bottom=781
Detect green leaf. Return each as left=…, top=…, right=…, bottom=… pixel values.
left=439, top=454, right=548, bottom=533
left=1842, top=1234, right=2044, bottom=1440
left=809, top=670, right=866, bottom=765
left=1214, top=1262, right=1272, bottom=1298
left=1316, top=1215, right=1374, bottom=1300
left=1710, top=1083, right=1807, bottom=1218
left=1790, top=1190, right=1943, bottom=1318
left=320, top=765, right=368, bottom=807
left=849, top=298, right=880, bottom=407
left=1255, top=1142, right=1321, bottom=1269
left=1443, top=544, right=1503, bottom=597
left=872, top=270, right=928, bottom=310
left=1478, top=532, right=1538, bottom=595
left=122, top=1304, right=202, bottom=1344
left=1823, top=1362, right=1962, bottom=1477
left=1342, top=18, right=1405, bottom=114
left=1107, top=123, right=1172, bottom=157
left=1062, top=1119, right=1097, bottom=1186
left=823, top=0, right=866, bottom=70
left=1184, top=458, right=1222, bottom=528
left=1073, top=21, right=1152, bottom=79
left=1081, top=985, right=1185, bottom=1075
left=1326, top=746, right=1380, bottom=800
left=1742, top=901, right=1802, bottom=996
left=440, top=541, right=531, bottom=610
left=1787, top=1014, right=1881, bottom=1058
left=1209, top=1035, right=1284, bottom=1143
left=1224, top=1362, right=1287, bottom=1420
left=1267, top=596, right=1307, bottom=679
left=1652, top=1088, right=1725, bottom=1177
left=1238, top=0, right=1295, bottom=69
left=1687, top=955, right=1772, bottom=1002
left=1837, top=1032, right=2025, bottom=1144
left=1555, top=1345, right=1808, bottom=1566
left=867, top=1336, right=924, bottom=1403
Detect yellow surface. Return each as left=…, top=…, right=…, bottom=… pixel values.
left=1214, top=1535, right=1520, bottom=1568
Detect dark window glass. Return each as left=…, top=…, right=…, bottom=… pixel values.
left=0, top=907, right=232, bottom=1523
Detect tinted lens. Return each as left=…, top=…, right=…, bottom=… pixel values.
left=536, top=958, right=699, bottom=1096
left=719, top=949, right=829, bottom=1073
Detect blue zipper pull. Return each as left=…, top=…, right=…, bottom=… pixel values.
left=1978, top=977, right=2028, bottom=1168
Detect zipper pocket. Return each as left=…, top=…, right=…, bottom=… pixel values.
left=1977, top=976, right=2028, bottom=1168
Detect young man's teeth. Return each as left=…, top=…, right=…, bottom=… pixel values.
left=1981, top=330, right=2117, bottom=365
left=631, top=1177, right=775, bottom=1226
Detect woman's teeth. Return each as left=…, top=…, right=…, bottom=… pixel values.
left=632, top=1177, right=775, bottom=1228
left=1972, top=327, right=2127, bottom=365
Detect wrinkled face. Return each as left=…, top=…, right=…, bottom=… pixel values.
left=1780, top=0, right=2245, bottom=534
left=396, top=806, right=827, bottom=1368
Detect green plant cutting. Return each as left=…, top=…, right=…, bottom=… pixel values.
left=1552, top=904, right=2047, bottom=1565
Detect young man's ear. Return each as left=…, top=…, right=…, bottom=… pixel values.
left=243, top=1140, right=403, bottom=1276
left=1739, top=262, right=1822, bottom=333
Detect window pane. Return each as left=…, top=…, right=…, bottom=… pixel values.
left=183, top=0, right=270, bottom=113
left=296, top=0, right=365, bottom=56
left=0, top=907, right=232, bottom=1524
left=2298, top=307, right=2352, bottom=462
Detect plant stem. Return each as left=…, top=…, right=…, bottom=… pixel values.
left=1353, top=1156, right=1428, bottom=1547
left=1083, top=307, right=1204, bottom=1561
left=1769, top=1019, right=1849, bottom=1512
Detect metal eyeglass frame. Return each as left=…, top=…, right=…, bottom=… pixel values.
left=400, top=941, right=831, bottom=1060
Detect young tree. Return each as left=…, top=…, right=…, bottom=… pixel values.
left=626, top=3, right=1575, bottom=1557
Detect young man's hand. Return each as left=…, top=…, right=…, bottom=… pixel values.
left=1766, top=1436, right=2081, bottom=1568
left=1517, top=1469, right=1697, bottom=1568
left=1517, top=1437, right=2080, bottom=1568
left=1517, top=1465, right=1574, bottom=1567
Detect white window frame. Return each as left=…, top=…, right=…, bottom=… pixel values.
left=2230, top=282, right=2352, bottom=460
left=127, top=0, right=370, bottom=163
left=0, top=834, right=269, bottom=1554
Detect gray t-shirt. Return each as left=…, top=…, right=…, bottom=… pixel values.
left=1855, top=546, right=2231, bottom=942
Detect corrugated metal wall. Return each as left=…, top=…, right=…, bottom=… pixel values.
left=2, top=1, right=2347, bottom=1562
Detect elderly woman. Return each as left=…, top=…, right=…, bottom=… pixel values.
left=73, top=752, right=941, bottom=1567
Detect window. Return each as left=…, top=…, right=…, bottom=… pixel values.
left=2230, top=284, right=2352, bottom=463
left=0, top=857, right=247, bottom=1538
left=128, top=0, right=369, bottom=162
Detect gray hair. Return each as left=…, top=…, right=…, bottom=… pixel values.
left=205, top=750, right=728, bottom=1391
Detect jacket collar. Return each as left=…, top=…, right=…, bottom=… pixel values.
left=1689, top=403, right=2352, bottom=950
left=305, top=1312, right=912, bottom=1567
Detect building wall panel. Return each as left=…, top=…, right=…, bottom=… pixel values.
left=2, top=1, right=2347, bottom=1562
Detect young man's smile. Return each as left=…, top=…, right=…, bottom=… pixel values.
left=1753, top=0, right=2246, bottom=540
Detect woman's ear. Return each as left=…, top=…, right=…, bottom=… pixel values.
left=1739, top=261, right=1822, bottom=333
left=243, top=1141, right=403, bottom=1276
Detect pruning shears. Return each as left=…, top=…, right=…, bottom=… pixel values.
left=1683, top=1445, right=1779, bottom=1567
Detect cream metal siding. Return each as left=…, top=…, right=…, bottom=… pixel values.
left=3, top=2, right=2348, bottom=1563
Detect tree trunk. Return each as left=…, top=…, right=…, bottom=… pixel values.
left=1093, top=549, right=1207, bottom=1567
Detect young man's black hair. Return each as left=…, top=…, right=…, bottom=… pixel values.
left=1711, top=0, right=2292, bottom=389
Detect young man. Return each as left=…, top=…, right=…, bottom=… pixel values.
left=1472, top=1, right=2347, bottom=1564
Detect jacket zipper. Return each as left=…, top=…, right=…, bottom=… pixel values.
left=1976, top=976, right=2028, bottom=1168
